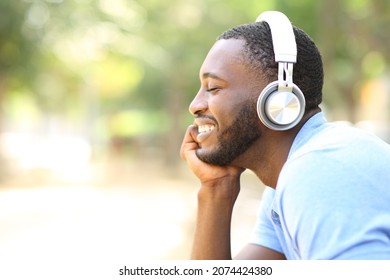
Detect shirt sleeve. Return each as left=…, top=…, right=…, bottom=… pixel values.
left=250, top=187, right=284, bottom=254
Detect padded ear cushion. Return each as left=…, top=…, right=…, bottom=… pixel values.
left=257, top=81, right=305, bottom=131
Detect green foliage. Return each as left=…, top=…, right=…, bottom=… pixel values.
left=0, top=0, right=389, bottom=155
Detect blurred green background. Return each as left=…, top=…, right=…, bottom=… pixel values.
left=0, top=0, right=389, bottom=274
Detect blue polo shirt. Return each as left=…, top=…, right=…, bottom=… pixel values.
left=251, top=112, right=390, bottom=259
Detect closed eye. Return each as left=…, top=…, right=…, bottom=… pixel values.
left=206, top=87, right=221, bottom=93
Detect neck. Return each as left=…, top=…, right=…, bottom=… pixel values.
left=252, top=129, right=297, bottom=188
left=234, top=109, right=320, bottom=188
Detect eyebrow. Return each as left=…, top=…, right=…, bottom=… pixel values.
left=201, top=72, right=227, bottom=82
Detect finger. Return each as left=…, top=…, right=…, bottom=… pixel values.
left=188, top=124, right=199, bottom=141
left=180, top=125, right=199, bottom=160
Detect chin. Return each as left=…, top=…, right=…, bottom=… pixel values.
left=195, top=147, right=234, bottom=166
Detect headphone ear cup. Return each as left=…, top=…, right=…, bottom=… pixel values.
left=257, top=81, right=305, bottom=131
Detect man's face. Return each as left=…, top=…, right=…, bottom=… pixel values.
left=189, top=39, right=263, bottom=166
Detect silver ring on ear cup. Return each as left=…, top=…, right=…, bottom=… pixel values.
left=257, top=81, right=306, bottom=131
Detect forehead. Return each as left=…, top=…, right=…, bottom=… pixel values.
left=200, top=39, right=247, bottom=78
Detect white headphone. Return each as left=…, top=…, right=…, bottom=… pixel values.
left=256, top=11, right=305, bottom=131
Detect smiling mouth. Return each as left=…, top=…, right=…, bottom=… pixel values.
left=198, top=124, right=215, bottom=134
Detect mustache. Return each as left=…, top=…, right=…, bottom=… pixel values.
left=195, top=115, right=218, bottom=124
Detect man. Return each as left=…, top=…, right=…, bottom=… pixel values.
left=180, top=11, right=390, bottom=260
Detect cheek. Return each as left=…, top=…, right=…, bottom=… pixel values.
left=208, top=85, right=259, bottom=126
left=208, top=98, right=237, bottom=128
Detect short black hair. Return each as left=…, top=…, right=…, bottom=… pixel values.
left=217, top=21, right=323, bottom=112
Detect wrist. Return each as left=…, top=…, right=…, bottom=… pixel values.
left=197, top=175, right=241, bottom=206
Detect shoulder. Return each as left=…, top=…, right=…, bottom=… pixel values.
left=277, top=121, right=390, bottom=205
left=288, top=119, right=390, bottom=170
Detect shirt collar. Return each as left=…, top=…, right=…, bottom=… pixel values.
left=288, top=112, right=327, bottom=158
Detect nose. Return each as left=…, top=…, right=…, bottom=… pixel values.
left=189, top=89, right=208, bottom=116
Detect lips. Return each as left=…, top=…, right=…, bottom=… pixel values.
left=194, top=117, right=217, bottom=143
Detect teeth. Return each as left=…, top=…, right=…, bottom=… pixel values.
left=198, top=125, right=215, bottom=133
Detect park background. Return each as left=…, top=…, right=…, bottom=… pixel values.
left=0, top=0, right=389, bottom=276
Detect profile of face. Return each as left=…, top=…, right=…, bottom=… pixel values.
left=189, top=39, right=263, bottom=166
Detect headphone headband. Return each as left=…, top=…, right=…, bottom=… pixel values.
left=256, top=11, right=297, bottom=63
left=255, top=11, right=306, bottom=131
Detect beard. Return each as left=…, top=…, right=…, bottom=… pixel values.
left=196, top=101, right=261, bottom=166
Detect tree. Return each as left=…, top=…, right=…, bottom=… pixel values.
left=0, top=0, right=388, bottom=178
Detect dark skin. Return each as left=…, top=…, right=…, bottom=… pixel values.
left=180, top=38, right=320, bottom=260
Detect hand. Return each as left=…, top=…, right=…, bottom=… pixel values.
left=180, top=125, right=245, bottom=185
left=181, top=125, right=244, bottom=260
